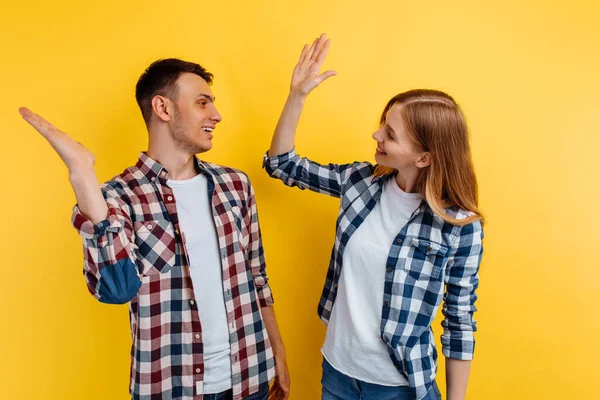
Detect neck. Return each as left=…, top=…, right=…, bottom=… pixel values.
left=146, top=128, right=199, bottom=180
left=394, top=169, right=420, bottom=193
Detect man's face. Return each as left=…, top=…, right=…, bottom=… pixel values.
left=170, top=72, right=222, bottom=154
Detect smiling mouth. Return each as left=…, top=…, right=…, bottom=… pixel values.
left=376, top=147, right=387, bottom=155
left=202, top=127, right=214, bottom=132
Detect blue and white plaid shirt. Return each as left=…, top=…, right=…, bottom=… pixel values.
left=263, top=149, right=483, bottom=400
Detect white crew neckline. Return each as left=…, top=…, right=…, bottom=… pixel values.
left=167, top=173, right=205, bottom=185
left=387, top=176, right=422, bottom=199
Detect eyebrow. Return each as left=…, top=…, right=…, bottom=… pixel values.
left=195, top=93, right=215, bottom=102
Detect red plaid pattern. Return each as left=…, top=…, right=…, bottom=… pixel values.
left=72, top=152, right=275, bottom=399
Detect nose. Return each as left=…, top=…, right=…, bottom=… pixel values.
left=211, top=104, right=222, bottom=123
left=372, top=127, right=383, bottom=142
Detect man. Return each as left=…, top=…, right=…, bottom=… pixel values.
left=20, top=58, right=290, bottom=400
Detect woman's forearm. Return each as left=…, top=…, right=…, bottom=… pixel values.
left=445, top=358, right=472, bottom=400
left=268, top=92, right=307, bottom=157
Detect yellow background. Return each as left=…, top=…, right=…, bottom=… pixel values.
left=1, top=0, right=598, bottom=399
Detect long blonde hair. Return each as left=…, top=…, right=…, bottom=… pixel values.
left=374, top=89, right=483, bottom=226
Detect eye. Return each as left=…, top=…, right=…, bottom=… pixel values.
left=387, top=130, right=394, bottom=140
left=197, top=100, right=207, bottom=107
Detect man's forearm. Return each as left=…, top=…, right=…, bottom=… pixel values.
left=261, top=306, right=286, bottom=357
left=69, top=169, right=108, bottom=224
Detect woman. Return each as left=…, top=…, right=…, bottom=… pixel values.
left=263, top=34, right=484, bottom=400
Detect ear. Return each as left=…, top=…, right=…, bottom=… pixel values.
left=415, top=152, right=432, bottom=169
left=151, top=95, right=174, bottom=122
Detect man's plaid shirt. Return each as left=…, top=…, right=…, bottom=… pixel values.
left=72, top=152, right=275, bottom=399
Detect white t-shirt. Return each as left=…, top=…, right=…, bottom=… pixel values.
left=168, top=173, right=232, bottom=394
left=321, top=176, right=422, bottom=386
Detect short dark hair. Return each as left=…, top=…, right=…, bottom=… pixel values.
left=135, top=58, right=214, bottom=125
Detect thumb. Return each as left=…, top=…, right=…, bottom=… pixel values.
left=315, top=70, right=337, bottom=85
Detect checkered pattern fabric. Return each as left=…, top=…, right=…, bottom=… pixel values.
left=72, top=152, right=275, bottom=399
left=263, top=149, right=483, bottom=400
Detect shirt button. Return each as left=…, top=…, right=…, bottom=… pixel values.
left=167, top=196, right=173, bottom=201
left=383, top=301, right=389, bottom=307
left=151, top=177, right=156, bottom=181
left=195, top=334, right=200, bottom=339
left=147, top=224, right=153, bottom=229
left=387, top=267, right=393, bottom=273
left=233, top=355, right=239, bottom=362
left=195, top=368, right=201, bottom=373
left=175, top=229, right=180, bottom=235
left=396, top=239, right=402, bottom=244
left=426, top=246, right=432, bottom=252
left=190, top=300, right=195, bottom=305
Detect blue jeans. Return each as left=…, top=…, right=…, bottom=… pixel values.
left=204, top=383, right=269, bottom=400
left=321, top=358, right=442, bottom=400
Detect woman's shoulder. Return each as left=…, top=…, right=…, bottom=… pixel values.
left=427, top=204, right=484, bottom=234
left=443, top=206, right=477, bottom=220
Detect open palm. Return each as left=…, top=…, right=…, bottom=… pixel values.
left=290, top=34, right=337, bottom=96
left=19, top=107, right=95, bottom=173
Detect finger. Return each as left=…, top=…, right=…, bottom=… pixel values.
left=273, top=387, right=284, bottom=400
left=311, top=33, right=327, bottom=61
left=278, top=380, right=289, bottom=395
left=315, top=70, right=338, bottom=85
left=315, top=38, right=331, bottom=67
left=18, top=107, right=33, bottom=119
left=268, top=386, right=281, bottom=400
left=298, top=44, right=308, bottom=64
left=305, top=37, right=319, bottom=61
left=19, top=107, right=50, bottom=134
left=19, top=107, right=61, bottom=140
left=268, top=383, right=278, bottom=396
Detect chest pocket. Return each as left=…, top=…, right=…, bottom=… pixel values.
left=224, top=205, right=249, bottom=255
left=133, top=219, right=176, bottom=276
left=403, top=237, right=449, bottom=281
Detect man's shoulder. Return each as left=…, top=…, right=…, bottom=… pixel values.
left=201, top=161, right=251, bottom=184
left=99, top=164, right=144, bottom=200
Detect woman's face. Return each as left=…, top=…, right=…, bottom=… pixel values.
left=372, top=102, right=430, bottom=172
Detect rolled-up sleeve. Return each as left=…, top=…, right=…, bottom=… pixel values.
left=245, top=177, right=274, bottom=307
left=441, top=220, right=484, bottom=360
left=71, top=184, right=141, bottom=304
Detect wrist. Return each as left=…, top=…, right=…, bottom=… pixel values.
left=272, top=342, right=287, bottom=358
left=287, top=91, right=307, bottom=104
left=446, top=388, right=466, bottom=400
left=69, top=167, right=96, bottom=183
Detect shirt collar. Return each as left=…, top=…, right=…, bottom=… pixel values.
left=374, top=171, right=428, bottom=214
left=135, top=152, right=209, bottom=181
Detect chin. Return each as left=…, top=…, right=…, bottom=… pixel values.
left=375, top=153, right=387, bottom=165
left=195, top=140, right=212, bottom=154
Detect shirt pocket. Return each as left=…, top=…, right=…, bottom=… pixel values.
left=403, top=237, right=449, bottom=281
left=133, top=219, right=176, bottom=276
left=225, top=206, right=248, bottom=255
